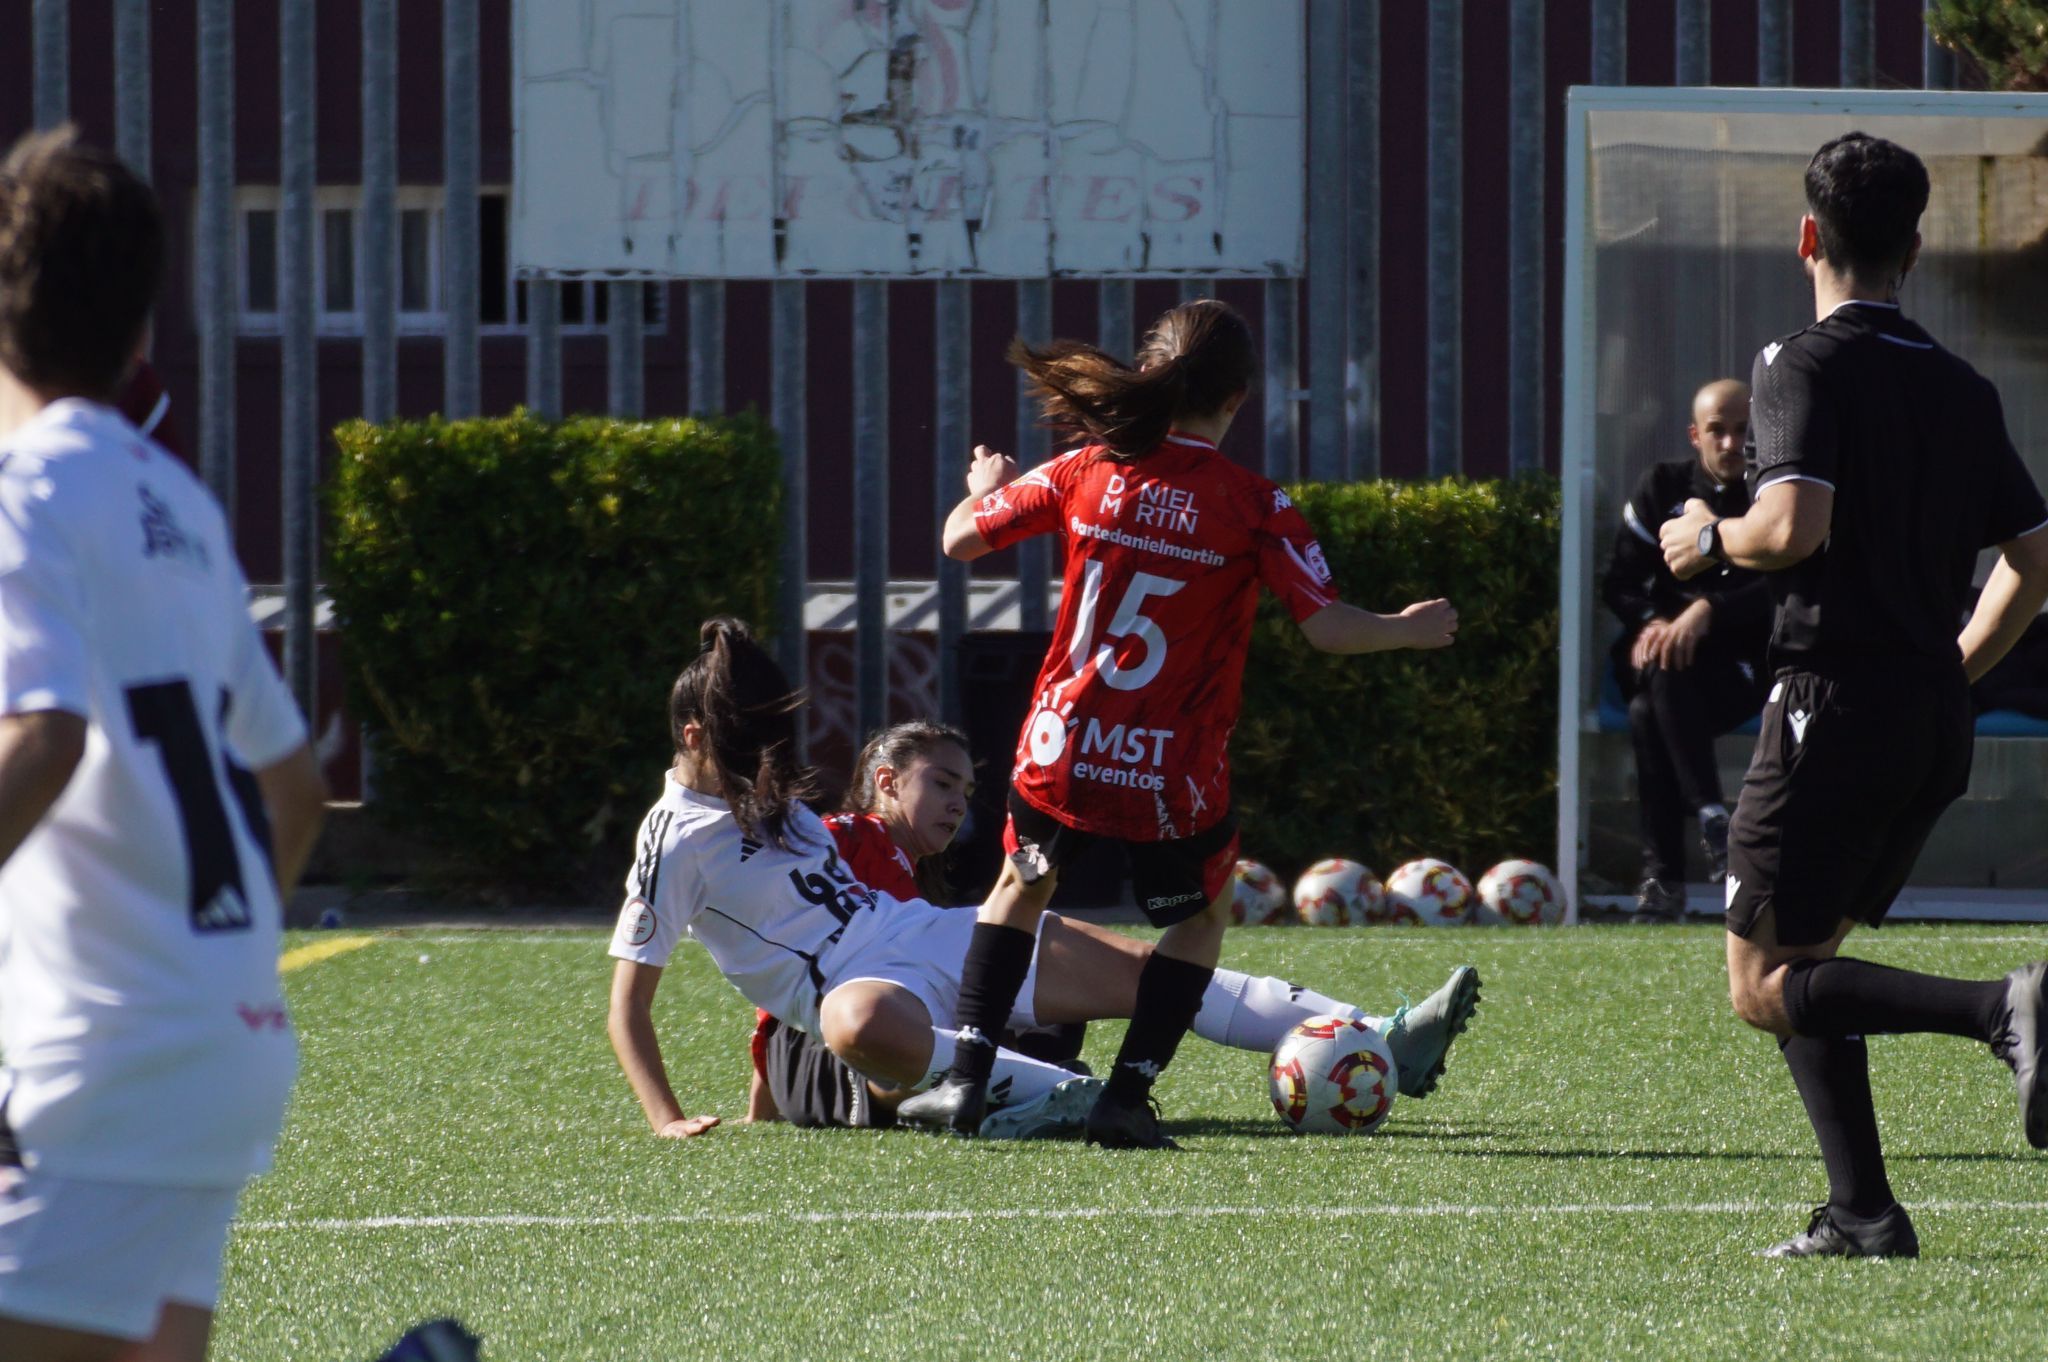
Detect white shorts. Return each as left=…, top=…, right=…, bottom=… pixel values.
left=827, top=907, right=1050, bottom=1034
left=0, top=1167, right=241, bottom=1341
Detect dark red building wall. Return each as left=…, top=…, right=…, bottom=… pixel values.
left=0, top=0, right=1950, bottom=581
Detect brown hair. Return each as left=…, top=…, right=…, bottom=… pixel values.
left=1007, top=298, right=1258, bottom=459
left=0, top=126, right=162, bottom=398
left=669, top=617, right=819, bottom=852
left=843, top=720, right=971, bottom=903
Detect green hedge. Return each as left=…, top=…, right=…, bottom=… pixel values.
left=1233, top=476, right=1559, bottom=880
left=327, top=411, right=780, bottom=887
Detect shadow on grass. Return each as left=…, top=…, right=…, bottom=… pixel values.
left=1166, top=1117, right=1503, bottom=1141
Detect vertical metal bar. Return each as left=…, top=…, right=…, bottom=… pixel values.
left=362, top=0, right=398, bottom=426
left=1347, top=0, right=1380, bottom=481
left=935, top=281, right=971, bottom=729
left=688, top=280, right=726, bottom=414
left=1839, top=0, right=1873, bottom=88
left=1304, top=0, right=1346, bottom=482
left=113, top=0, right=150, bottom=180
left=1675, top=0, right=1710, bottom=86
left=280, top=0, right=317, bottom=716
left=607, top=282, right=645, bottom=417
left=1262, top=280, right=1298, bottom=483
left=1558, top=92, right=1592, bottom=925
left=1177, top=279, right=1206, bottom=306
left=1097, top=279, right=1133, bottom=359
left=443, top=0, right=481, bottom=418
left=771, top=281, right=809, bottom=747
left=197, top=0, right=236, bottom=520
left=527, top=282, right=562, bottom=419
left=1757, top=0, right=1792, bottom=88
left=1425, top=0, right=1462, bottom=478
left=1590, top=0, right=1627, bottom=85
left=1924, top=29, right=1956, bottom=90
left=1014, top=279, right=1051, bottom=633
left=31, top=0, right=66, bottom=129
left=853, top=281, right=890, bottom=738
left=1507, top=0, right=1543, bottom=477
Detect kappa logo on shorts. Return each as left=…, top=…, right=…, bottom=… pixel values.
left=618, top=896, right=658, bottom=947
left=1788, top=708, right=1812, bottom=745
left=1146, top=890, right=1203, bottom=912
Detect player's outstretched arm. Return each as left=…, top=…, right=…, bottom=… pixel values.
left=1960, top=526, right=2048, bottom=683
left=255, top=742, right=327, bottom=900
left=0, top=709, right=85, bottom=871
left=608, top=958, right=721, bottom=1138
left=1297, top=599, right=1458, bottom=655
left=941, top=444, right=1019, bottom=561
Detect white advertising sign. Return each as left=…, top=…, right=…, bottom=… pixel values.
left=513, top=0, right=1304, bottom=279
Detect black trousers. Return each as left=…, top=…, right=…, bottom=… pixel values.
left=1626, top=641, right=1767, bottom=882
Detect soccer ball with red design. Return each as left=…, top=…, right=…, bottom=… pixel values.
left=1291, top=858, right=1382, bottom=926
left=1385, top=858, right=1475, bottom=926
left=1267, top=1014, right=1399, bottom=1135
left=1475, top=859, right=1567, bottom=926
left=1229, top=859, right=1289, bottom=926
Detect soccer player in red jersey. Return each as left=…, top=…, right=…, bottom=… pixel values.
left=897, top=300, right=1464, bottom=1146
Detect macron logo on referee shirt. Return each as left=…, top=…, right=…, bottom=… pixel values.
left=1763, top=342, right=1783, bottom=367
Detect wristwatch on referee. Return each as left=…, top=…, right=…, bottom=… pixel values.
left=1697, top=518, right=1726, bottom=566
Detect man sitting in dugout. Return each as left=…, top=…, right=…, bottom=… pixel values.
left=1602, top=378, right=1772, bottom=921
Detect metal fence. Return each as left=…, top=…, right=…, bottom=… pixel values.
left=16, top=0, right=1952, bottom=757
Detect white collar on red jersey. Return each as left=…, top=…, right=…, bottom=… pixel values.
left=1161, top=429, right=1218, bottom=451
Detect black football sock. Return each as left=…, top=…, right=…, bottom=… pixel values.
left=1105, top=953, right=1216, bottom=1104
left=1784, top=956, right=2007, bottom=1042
left=1780, top=1033, right=1896, bottom=1219
left=944, top=922, right=1037, bottom=1087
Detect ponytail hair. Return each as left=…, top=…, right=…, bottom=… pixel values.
left=1007, top=298, right=1258, bottom=460
left=669, top=616, right=819, bottom=852
left=844, top=719, right=972, bottom=904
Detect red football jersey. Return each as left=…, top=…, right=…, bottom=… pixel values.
left=820, top=812, right=920, bottom=902
left=973, top=431, right=1336, bottom=841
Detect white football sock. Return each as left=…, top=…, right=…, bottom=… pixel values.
left=918, top=1028, right=1073, bottom=1110
left=1192, top=969, right=1374, bottom=1053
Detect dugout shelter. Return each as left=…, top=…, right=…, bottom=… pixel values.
left=1559, top=86, right=2048, bottom=923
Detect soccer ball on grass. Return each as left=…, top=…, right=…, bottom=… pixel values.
left=1268, top=1015, right=1398, bottom=1135
left=1475, top=859, right=1567, bottom=925
left=1229, top=858, right=1290, bottom=926
left=1384, top=858, right=1474, bottom=926
left=1292, top=858, right=1383, bottom=926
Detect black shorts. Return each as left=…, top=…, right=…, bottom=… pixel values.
left=1003, top=789, right=1239, bottom=927
left=1725, top=664, right=1973, bottom=948
left=763, top=1020, right=894, bottom=1130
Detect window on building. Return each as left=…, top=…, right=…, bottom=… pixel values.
left=232, top=186, right=663, bottom=336
left=242, top=207, right=278, bottom=316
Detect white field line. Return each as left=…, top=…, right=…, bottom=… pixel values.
left=365, top=930, right=2048, bottom=949
left=237, top=1199, right=2048, bottom=1234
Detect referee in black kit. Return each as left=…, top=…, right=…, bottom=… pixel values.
left=1660, top=132, right=2048, bottom=1259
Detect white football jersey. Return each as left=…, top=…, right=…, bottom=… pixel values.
left=609, top=775, right=930, bottom=1034
left=0, top=400, right=306, bottom=1187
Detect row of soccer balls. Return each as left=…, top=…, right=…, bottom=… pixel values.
left=1231, top=856, right=1569, bottom=927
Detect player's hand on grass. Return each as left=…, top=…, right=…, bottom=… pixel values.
left=1399, top=598, right=1458, bottom=649
left=656, top=1115, right=722, bottom=1139
left=1659, top=498, right=1717, bottom=581
left=966, top=444, right=1019, bottom=498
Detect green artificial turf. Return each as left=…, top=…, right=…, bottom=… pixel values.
left=218, top=923, right=2048, bottom=1361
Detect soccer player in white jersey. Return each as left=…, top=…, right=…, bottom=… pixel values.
left=0, top=129, right=328, bottom=1362
left=607, top=618, right=1481, bottom=1140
